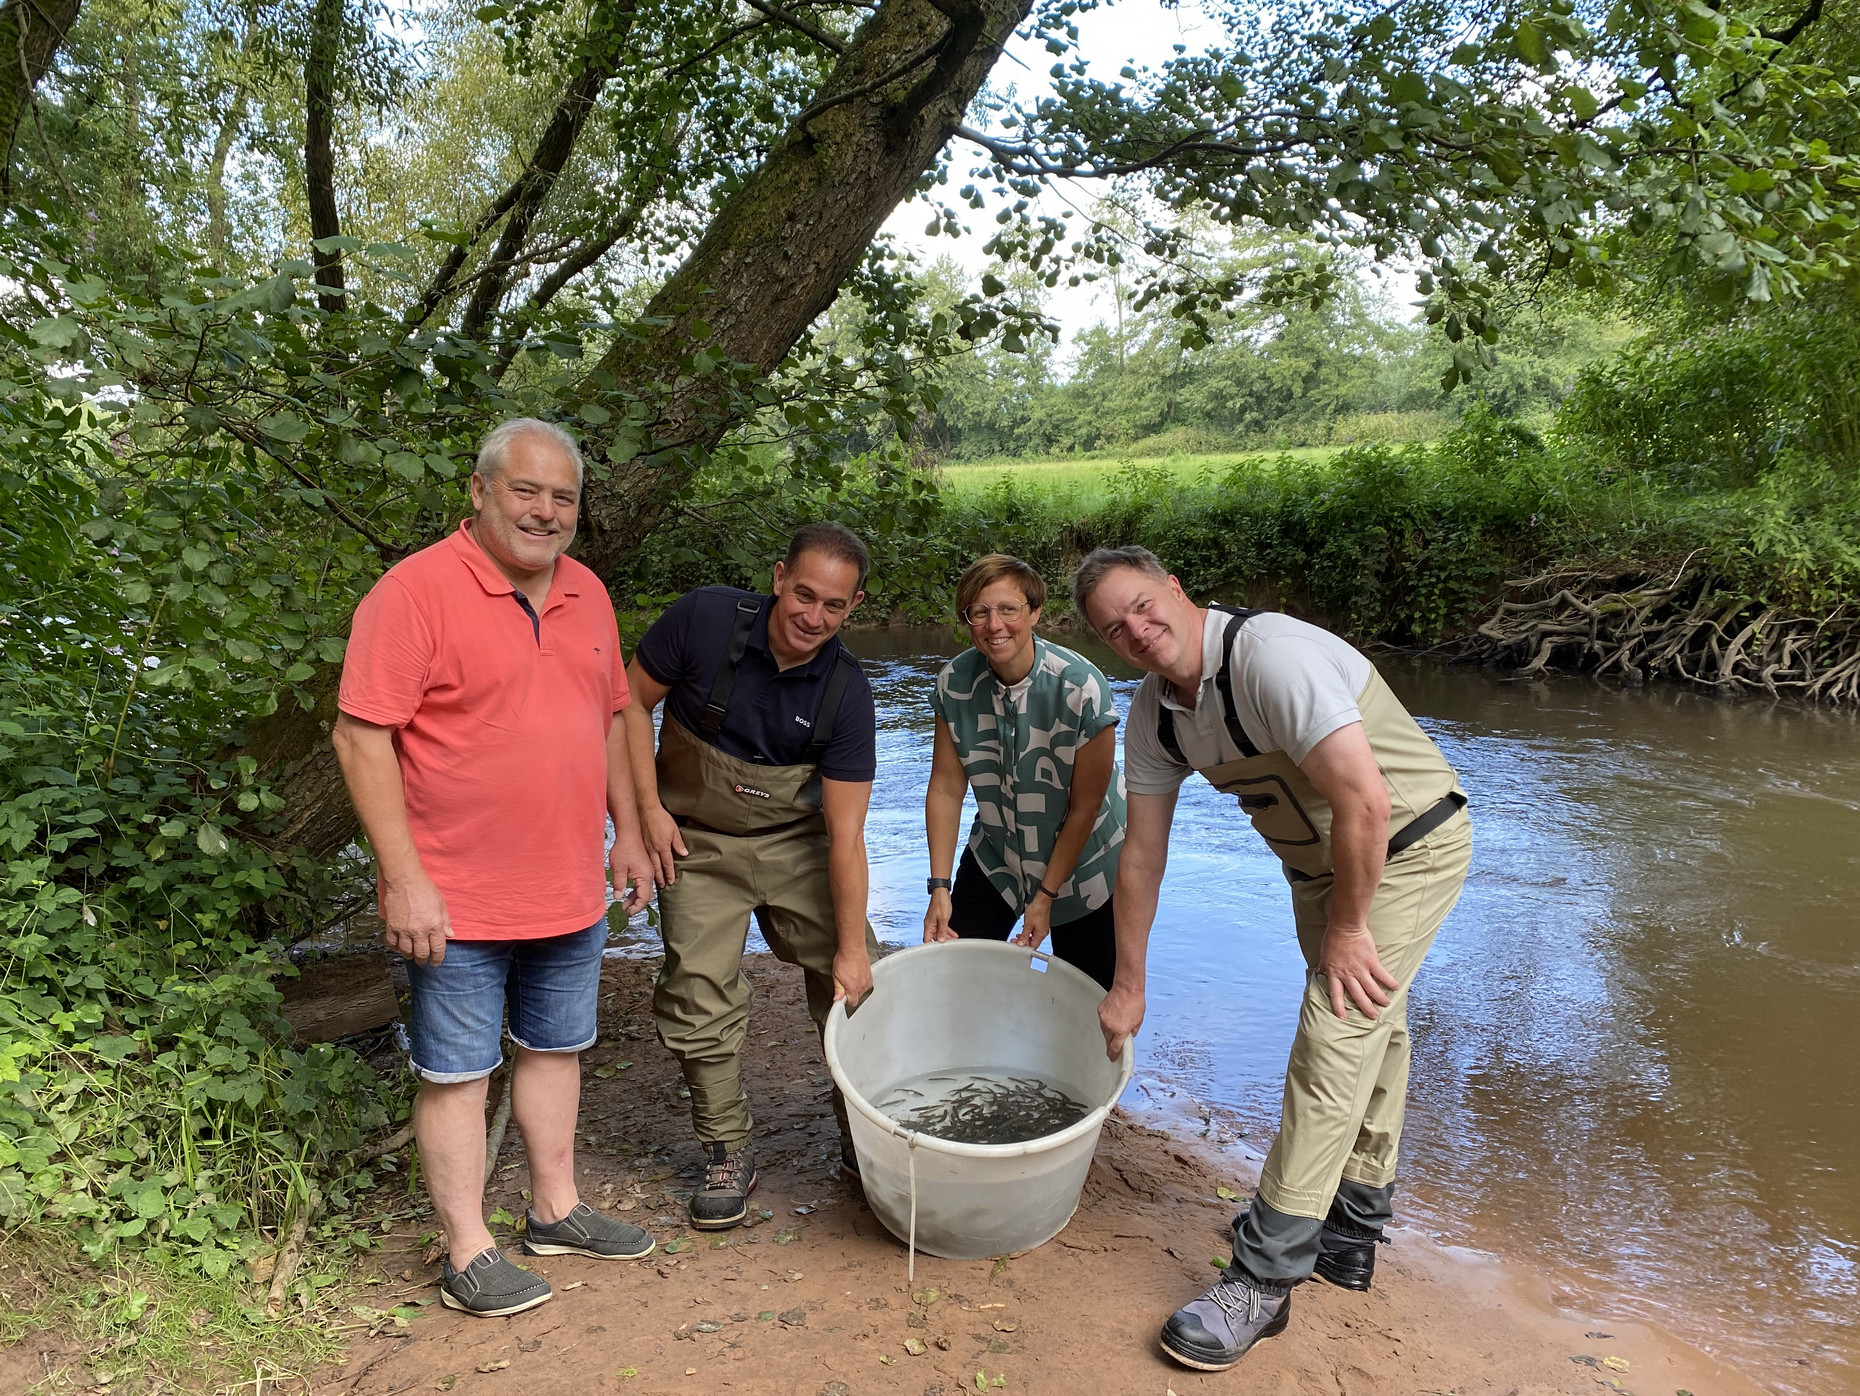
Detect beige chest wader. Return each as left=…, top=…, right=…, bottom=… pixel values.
left=1166, top=606, right=1473, bottom=1237
left=1157, top=606, right=1467, bottom=881
left=651, top=594, right=878, bottom=1151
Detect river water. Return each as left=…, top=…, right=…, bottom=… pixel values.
left=845, top=626, right=1860, bottom=1394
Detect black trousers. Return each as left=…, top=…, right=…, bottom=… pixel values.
left=948, top=847, right=1117, bottom=991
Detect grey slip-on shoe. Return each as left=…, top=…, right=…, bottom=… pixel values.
left=440, top=1246, right=553, bottom=1318
left=523, top=1201, right=656, bottom=1260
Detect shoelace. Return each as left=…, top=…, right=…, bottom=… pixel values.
left=1205, top=1276, right=1268, bottom=1334
left=705, top=1153, right=748, bottom=1191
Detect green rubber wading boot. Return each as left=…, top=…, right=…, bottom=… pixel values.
left=523, top=1201, right=656, bottom=1260
left=1159, top=1267, right=1293, bottom=1371
left=688, top=1142, right=757, bottom=1230
left=440, top=1246, right=554, bottom=1318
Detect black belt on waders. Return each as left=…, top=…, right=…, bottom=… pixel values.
left=671, top=593, right=859, bottom=837
left=1156, top=603, right=1468, bottom=880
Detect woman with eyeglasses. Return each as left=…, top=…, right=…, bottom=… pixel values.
left=922, top=554, right=1127, bottom=990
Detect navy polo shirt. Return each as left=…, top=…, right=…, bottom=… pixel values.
left=635, top=587, right=878, bottom=783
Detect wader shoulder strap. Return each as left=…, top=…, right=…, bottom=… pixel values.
left=700, top=595, right=763, bottom=737
left=802, top=647, right=860, bottom=766
left=1155, top=605, right=1263, bottom=767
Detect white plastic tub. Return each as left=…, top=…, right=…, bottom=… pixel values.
left=824, top=939, right=1135, bottom=1261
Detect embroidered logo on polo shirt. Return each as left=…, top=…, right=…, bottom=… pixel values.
left=793, top=715, right=812, bottom=727
left=733, top=783, right=772, bottom=799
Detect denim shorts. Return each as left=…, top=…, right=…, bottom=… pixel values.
left=405, top=916, right=608, bottom=1083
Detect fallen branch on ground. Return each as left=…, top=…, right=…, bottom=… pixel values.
left=266, top=1183, right=324, bottom=1312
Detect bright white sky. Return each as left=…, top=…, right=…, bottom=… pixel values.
left=881, top=0, right=1229, bottom=342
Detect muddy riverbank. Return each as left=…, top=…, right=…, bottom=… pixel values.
left=300, top=954, right=1761, bottom=1396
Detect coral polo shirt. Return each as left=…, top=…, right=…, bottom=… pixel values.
left=338, top=521, right=630, bottom=939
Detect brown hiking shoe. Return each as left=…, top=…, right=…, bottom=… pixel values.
left=688, top=1142, right=756, bottom=1230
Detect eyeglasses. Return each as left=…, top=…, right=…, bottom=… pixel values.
left=960, top=602, right=1028, bottom=624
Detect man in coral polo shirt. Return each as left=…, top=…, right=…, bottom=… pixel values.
left=334, top=418, right=656, bottom=1317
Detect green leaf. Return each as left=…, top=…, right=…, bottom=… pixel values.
left=1512, top=22, right=1549, bottom=68
left=258, top=413, right=309, bottom=443
left=27, top=316, right=82, bottom=350
left=385, top=452, right=426, bottom=482
left=196, top=824, right=230, bottom=857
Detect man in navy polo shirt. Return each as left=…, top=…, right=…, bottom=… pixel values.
left=622, top=523, right=880, bottom=1229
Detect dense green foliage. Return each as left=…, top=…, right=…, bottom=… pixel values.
left=626, top=400, right=1860, bottom=644
left=0, top=317, right=399, bottom=1281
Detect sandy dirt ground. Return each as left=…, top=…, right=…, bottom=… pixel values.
left=277, top=953, right=1767, bottom=1396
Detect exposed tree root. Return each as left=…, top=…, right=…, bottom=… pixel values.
left=1468, top=560, right=1860, bottom=703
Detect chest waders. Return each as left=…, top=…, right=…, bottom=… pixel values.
left=651, top=595, right=879, bottom=1152
left=1171, top=607, right=1473, bottom=1285
left=1157, top=605, right=1467, bottom=881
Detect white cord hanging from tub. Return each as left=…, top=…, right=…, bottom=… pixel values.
left=906, top=1129, right=920, bottom=1282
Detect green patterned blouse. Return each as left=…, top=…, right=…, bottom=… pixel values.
left=930, top=638, right=1127, bottom=925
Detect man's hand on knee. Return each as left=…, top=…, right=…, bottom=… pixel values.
left=1317, top=925, right=1398, bottom=1020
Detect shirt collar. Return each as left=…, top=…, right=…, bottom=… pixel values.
left=1156, top=609, right=1224, bottom=714
left=448, top=520, right=581, bottom=604
left=747, top=594, right=840, bottom=677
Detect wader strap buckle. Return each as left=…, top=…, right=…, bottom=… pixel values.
left=1157, top=604, right=1263, bottom=766
left=700, top=595, right=764, bottom=736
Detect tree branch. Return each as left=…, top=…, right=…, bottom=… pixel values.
left=458, top=26, right=632, bottom=335
left=1761, top=0, right=1822, bottom=45
left=0, top=0, right=83, bottom=205
left=743, top=0, right=846, bottom=52
left=303, top=0, right=346, bottom=310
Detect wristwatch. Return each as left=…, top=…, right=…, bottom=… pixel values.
left=926, top=877, right=952, bottom=894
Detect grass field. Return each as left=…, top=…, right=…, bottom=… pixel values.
left=935, top=447, right=1345, bottom=508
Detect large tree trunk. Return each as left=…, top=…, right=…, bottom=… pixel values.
left=0, top=0, right=81, bottom=201
left=250, top=0, right=1024, bottom=870
left=575, top=0, right=1029, bottom=574
left=304, top=0, right=345, bottom=310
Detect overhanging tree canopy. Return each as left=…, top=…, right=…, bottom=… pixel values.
left=5, top=0, right=1859, bottom=869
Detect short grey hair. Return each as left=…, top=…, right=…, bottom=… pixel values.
left=475, top=417, right=584, bottom=486
left=1070, top=545, right=1170, bottom=625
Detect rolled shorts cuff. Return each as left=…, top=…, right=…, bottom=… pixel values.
left=508, top=1029, right=597, bottom=1055
left=411, top=1055, right=502, bottom=1085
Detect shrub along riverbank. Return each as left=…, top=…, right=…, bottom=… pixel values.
left=623, top=406, right=1860, bottom=701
